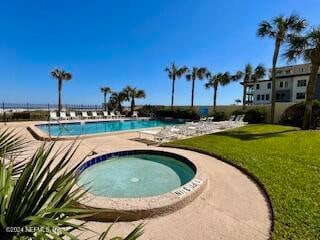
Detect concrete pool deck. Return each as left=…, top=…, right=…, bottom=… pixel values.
left=2, top=121, right=272, bottom=240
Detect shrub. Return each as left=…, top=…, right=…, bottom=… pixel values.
left=12, top=112, right=31, bottom=120
left=279, top=100, right=320, bottom=129
left=244, top=108, right=266, bottom=124
left=136, top=105, right=165, bottom=117
left=210, top=111, right=226, bottom=121
left=155, top=108, right=200, bottom=120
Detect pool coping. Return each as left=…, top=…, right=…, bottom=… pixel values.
left=27, top=117, right=176, bottom=141
left=75, top=147, right=208, bottom=222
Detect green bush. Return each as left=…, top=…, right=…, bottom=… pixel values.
left=136, top=105, right=165, bottom=117
left=279, top=100, right=320, bottom=129
left=232, top=108, right=266, bottom=124
left=210, top=111, right=226, bottom=121
left=12, top=112, right=31, bottom=120
left=155, top=108, right=200, bottom=120
left=244, top=108, right=266, bottom=124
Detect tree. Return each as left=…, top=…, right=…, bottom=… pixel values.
left=241, top=64, right=266, bottom=110
left=108, top=91, right=127, bottom=113
left=100, top=86, right=112, bottom=111
left=235, top=99, right=242, bottom=105
left=0, top=129, right=144, bottom=239
left=123, top=86, right=146, bottom=115
left=186, top=67, right=207, bottom=107
left=284, top=26, right=320, bottom=129
left=165, top=63, right=188, bottom=108
left=205, top=71, right=242, bottom=112
left=51, top=68, right=72, bottom=112
left=257, top=14, right=307, bottom=123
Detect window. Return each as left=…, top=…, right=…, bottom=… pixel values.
left=276, top=93, right=280, bottom=100
left=279, top=81, right=288, bottom=88
left=257, top=94, right=260, bottom=100
left=285, top=81, right=288, bottom=87
left=281, top=93, right=285, bottom=100
left=280, top=82, right=283, bottom=88
left=297, top=79, right=307, bottom=87
left=267, top=83, right=271, bottom=89
left=296, top=92, right=305, bottom=99
left=261, top=95, right=265, bottom=100
left=266, top=94, right=269, bottom=100
left=256, top=84, right=260, bottom=90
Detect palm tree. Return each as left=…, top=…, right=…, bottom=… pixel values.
left=205, top=71, right=242, bottom=112
left=257, top=14, right=307, bottom=123
left=0, top=129, right=144, bottom=239
left=186, top=67, right=207, bottom=107
left=165, top=63, right=188, bottom=108
left=123, top=86, right=146, bottom=115
left=100, top=86, right=112, bottom=111
left=235, top=99, right=242, bottom=105
left=51, top=68, right=72, bottom=112
left=284, top=26, right=320, bottom=129
left=241, top=64, right=266, bottom=110
left=109, top=91, right=127, bottom=113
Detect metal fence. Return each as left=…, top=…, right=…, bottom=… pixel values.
left=0, top=102, right=103, bottom=122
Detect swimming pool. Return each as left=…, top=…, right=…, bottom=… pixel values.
left=37, top=119, right=182, bottom=136
left=77, top=150, right=196, bottom=198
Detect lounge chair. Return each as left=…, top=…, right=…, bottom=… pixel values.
left=81, top=111, right=89, bottom=119
left=59, top=111, right=67, bottom=120
left=132, top=111, right=138, bottom=118
left=69, top=111, right=77, bottom=120
left=200, top=117, right=207, bottom=121
left=207, top=117, right=214, bottom=121
left=49, top=112, right=58, bottom=121
left=110, top=112, right=116, bottom=118
left=91, top=111, right=100, bottom=119
left=116, top=111, right=125, bottom=118
left=102, top=111, right=111, bottom=118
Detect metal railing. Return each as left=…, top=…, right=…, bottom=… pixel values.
left=1, top=102, right=103, bottom=122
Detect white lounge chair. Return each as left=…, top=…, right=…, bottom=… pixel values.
left=59, top=111, right=67, bottom=120
left=132, top=111, right=138, bottom=118
left=81, top=112, right=89, bottom=119
left=49, top=112, right=58, bottom=121
left=69, top=111, right=77, bottom=120
left=116, top=111, right=125, bottom=118
left=103, top=111, right=111, bottom=118
left=110, top=112, right=116, bottom=118
left=91, top=111, right=100, bottom=119
left=200, top=117, right=207, bottom=121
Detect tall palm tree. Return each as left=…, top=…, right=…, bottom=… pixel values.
left=205, top=71, right=242, bottom=113
left=241, top=64, right=266, bottom=110
left=100, top=86, right=112, bottom=111
left=109, top=91, right=126, bottom=113
left=123, top=86, right=146, bottom=115
left=51, top=68, right=72, bottom=112
left=284, top=26, right=320, bottom=129
left=257, top=14, right=307, bottom=123
left=165, top=63, right=188, bottom=108
left=186, top=67, right=207, bottom=107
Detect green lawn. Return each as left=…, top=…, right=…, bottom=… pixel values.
left=164, top=124, right=320, bottom=240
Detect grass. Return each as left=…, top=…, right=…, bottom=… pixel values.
left=164, top=124, right=320, bottom=240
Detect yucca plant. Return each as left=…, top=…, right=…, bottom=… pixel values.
left=0, top=129, right=143, bottom=240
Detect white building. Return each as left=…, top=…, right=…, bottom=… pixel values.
left=242, top=63, right=320, bottom=105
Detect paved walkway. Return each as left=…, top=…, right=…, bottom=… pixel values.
left=2, top=122, right=272, bottom=240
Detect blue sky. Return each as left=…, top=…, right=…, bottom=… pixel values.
left=0, top=0, right=319, bottom=106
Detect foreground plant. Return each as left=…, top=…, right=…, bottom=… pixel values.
left=0, top=129, right=143, bottom=239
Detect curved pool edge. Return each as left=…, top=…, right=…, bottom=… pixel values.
left=75, top=148, right=208, bottom=222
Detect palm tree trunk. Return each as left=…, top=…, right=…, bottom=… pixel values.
left=302, top=62, right=320, bottom=129
left=242, top=82, right=247, bottom=110
left=191, top=78, right=195, bottom=107
left=171, top=76, right=175, bottom=109
left=104, top=93, right=107, bottom=111
left=58, top=80, right=62, bottom=112
left=213, top=86, right=218, bottom=113
left=131, top=98, right=135, bottom=115
left=270, top=39, right=281, bottom=124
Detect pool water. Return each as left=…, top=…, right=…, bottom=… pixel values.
left=37, top=119, right=182, bottom=136
left=77, top=153, right=195, bottom=198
